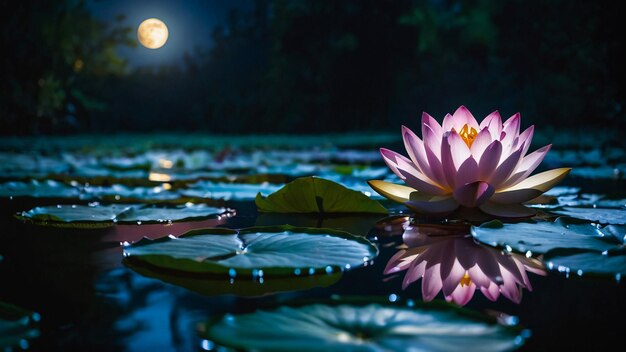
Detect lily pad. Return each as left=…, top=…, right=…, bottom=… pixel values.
left=254, top=213, right=384, bottom=238
left=199, top=301, right=526, bottom=352
left=125, top=260, right=342, bottom=297
left=82, top=184, right=182, bottom=202
left=472, top=218, right=626, bottom=276
left=181, top=181, right=284, bottom=201
left=544, top=251, right=626, bottom=277
left=471, top=218, right=619, bottom=255
left=255, top=177, right=388, bottom=214
left=0, top=301, right=40, bottom=349
left=552, top=207, right=626, bottom=225
left=123, top=225, right=378, bottom=277
left=16, top=203, right=230, bottom=228
left=0, top=180, right=80, bottom=198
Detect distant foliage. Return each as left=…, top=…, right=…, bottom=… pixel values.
left=2, top=0, right=624, bottom=134
left=0, top=1, right=134, bottom=134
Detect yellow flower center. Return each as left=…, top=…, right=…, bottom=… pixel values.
left=459, top=272, right=472, bottom=287
left=458, top=124, right=478, bottom=148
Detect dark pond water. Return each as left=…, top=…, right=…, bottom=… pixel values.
left=0, top=134, right=625, bottom=351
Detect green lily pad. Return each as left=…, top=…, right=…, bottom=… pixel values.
left=83, top=184, right=182, bottom=202
left=472, top=218, right=626, bottom=277
left=123, top=225, right=378, bottom=277
left=125, top=260, right=342, bottom=297
left=255, top=177, right=388, bottom=214
left=552, top=207, right=626, bottom=225
left=199, top=301, right=526, bottom=352
left=471, top=218, right=620, bottom=254
left=16, top=203, right=230, bottom=228
left=0, top=301, right=40, bottom=349
left=181, top=181, right=284, bottom=201
left=0, top=180, right=80, bottom=198
left=254, top=213, right=383, bottom=239
left=544, top=251, right=626, bottom=277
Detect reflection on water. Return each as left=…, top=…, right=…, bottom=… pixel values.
left=124, top=258, right=343, bottom=297
left=385, top=223, right=546, bottom=306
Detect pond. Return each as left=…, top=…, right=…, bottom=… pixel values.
left=0, top=133, right=625, bottom=351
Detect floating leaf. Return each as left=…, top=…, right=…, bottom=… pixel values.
left=472, top=218, right=626, bottom=277
left=82, top=184, right=182, bottom=202
left=181, top=181, right=283, bottom=201
left=544, top=251, right=626, bottom=277
left=16, top=204, right=231, bottom=228
left=255, top=177, right=387, bottom=214
left=0, top=301, right=40, bottom=349
left=123, top=225, right=378, bottom=276
left=254, top=213, right=383, bottom=238
left=199, top=301, right=526, bottom=352
left=543, top=186, right=580, bottom=197
left=570, top=166, right=625, bottom=180
left=551, top=207, right=626, bottom=225
left=0, top=180, right=80, bottom=198
left=471, top=218, right=619, bottom=254
left=125, top=261, right=342, bottom=297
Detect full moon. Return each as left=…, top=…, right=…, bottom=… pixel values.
left=137, top=18, right=168, bottom=49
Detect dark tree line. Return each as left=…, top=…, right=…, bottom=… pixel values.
left=2, top=0, right=625, bottom=135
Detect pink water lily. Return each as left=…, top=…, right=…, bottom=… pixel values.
left=369, top=106, right=571, bottom=217
left=384, top=224, right=546, bottom=305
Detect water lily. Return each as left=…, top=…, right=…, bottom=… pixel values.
left=384, top=224, right=546, bottom=305
left=369, top=106, right=571, bottom=217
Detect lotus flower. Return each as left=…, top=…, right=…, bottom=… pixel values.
left=384, top=224, right=546, bottom=305
left=369, top=106, right=571, bottom=217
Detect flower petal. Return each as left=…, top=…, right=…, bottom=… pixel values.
left=470, top=128, right=493, bottom=161
left=478, top=140, right=503, bottom=181
left=452, top=105, right=479, bottom=130
left=453, top=181, right=495, bottom=207
left=489, top=188, right=544, bottom=204
left=384, top=249, right=409, bottom=274
left=441, top=130, right=471, bottom=189
left=497, top=167, right=572, bottom=193
left=367, top=180, right=415, bottom=204
left=422, top=263, right=443, bottom=301
left=455, top=156, right=479, bottom=187
left=499, top=265, right=522, bottom=303
left=403, top=260, right=427, bottom=289
left=442, top=113, right=454, bottom=132
left=398, top=168, right=449, bottom=195
left=489, top=147, right=523, bottom=188
left=516, top=125, right=535, bottom=157
left=406, top=197, right=460, bottom=215
left=442, top=260, right=466, bottom=296
left=494, top=252, right=525, bottom=285
left=501, top=113, right=521, bottom=147
left=448, top=130, right=472, bottom=169
left=479, top=202, right=537, bottom=218
left=499, top=144, right=552, bottom=189
left=421, top=112, right=443, bottom=140
left=479, top=111, right=503, bottom=140
left=423, top=122, right=442, bottom=157
left=467, top=264, right=493, bottom=288
left=480, top=282, right=501, bottom=301
left=474, top=250, right=503, bottom=284
left=424, top=144, right=448, bottom=189
left=380, top=148, right=412, bottom=180
left=380, top=148, right=446, bottom=195
left=402, top=126, right=441, bottom=186
left=447, top=282, right=476, bottom=306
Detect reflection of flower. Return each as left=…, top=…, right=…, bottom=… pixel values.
left=369, top=106, right=571, bottom=217
left=385, top=224, right=546, bottom=306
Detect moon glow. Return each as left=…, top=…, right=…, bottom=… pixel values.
left=137, top=18, right=169, bottom=49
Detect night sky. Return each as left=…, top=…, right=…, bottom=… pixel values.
left=1, top=0, right=624, bottom=135
left=88, top=0, right=253, bottom=67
